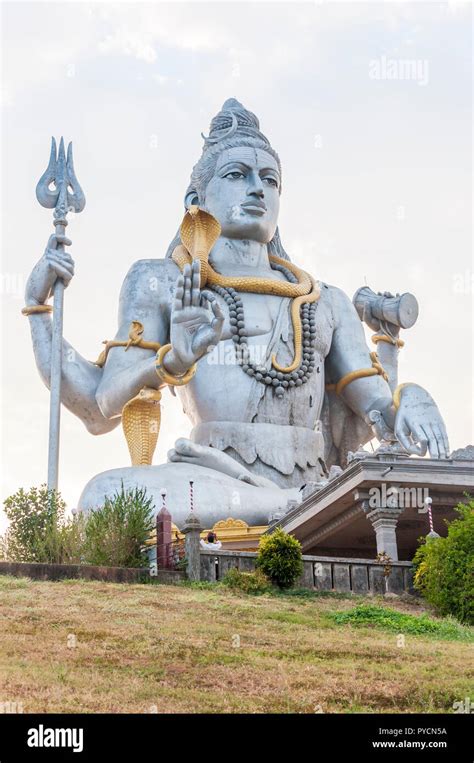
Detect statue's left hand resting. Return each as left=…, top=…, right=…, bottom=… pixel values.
left=394, top=384, right=450, bottom=458
left=163, top=259, right=225, bottom=376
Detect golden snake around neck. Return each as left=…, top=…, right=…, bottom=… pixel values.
left=172, top=206, right=320, bottom=373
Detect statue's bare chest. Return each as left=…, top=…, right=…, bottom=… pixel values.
left=176, top=286, right=335, bottom=427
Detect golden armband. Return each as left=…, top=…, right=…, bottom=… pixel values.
left=155, top=344, right=197, bottom=386
left=21, top=304, right=53, bottom=316
left=326, top=352, right=389, bottom=396
left=371, top=334, right=405, bottom=348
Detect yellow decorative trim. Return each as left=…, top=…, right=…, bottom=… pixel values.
left=392, top=382, right=414, bottom=410
left=155, top=344, right=197, bottom=386
left=22, top=304, right=53, bottom=316
left=208, top=518, right=268, bottom=549
left=95, top=321, right=161, bottom=367
left=326, top=351, right=389, bottom=396
left=121, top=386, right=162, bottom=466
left=372, top=334, right=405, bottom=348
left=213, top=518, right=249, bottom=531
left=172, top=206, right=321, bottom=374
left=147, top=519, right=268, bottom=551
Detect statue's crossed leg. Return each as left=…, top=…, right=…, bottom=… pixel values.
left=78, top=439, right=298, bottom=528
left=167, top=437, right=278, bottom=488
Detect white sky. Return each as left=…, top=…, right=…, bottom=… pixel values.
left=1, top=1, right=472, bottom=531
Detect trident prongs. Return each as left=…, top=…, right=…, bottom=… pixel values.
left=35, top=136, right=86, bottom=495
left=36, top=136, right=86, bottom=221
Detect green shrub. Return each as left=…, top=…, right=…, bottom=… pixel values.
left=83, top=484, right=155, bottom=568
left=328, top=604, right=473, bottom=642
left=412, top=499, right=474, bottom=625
left=2, top=485, right=77, bottom=563
left=34, top=514, right=87, bottom=564
left=0, top=530, right=10, bottom=560
left=256, top=528, right=303, bottom=589
left=222, top=567, right=271, bottom=594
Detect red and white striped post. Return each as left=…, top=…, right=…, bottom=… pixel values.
left=424, top=496, right=439, bottom=539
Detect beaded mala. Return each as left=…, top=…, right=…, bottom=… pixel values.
left=209, top=262, right=318, bottom=398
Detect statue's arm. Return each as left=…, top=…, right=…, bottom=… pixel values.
left=96, top=256, right=224, bottom=419
left=95, top=259, right=176, bottom=419
left=325, top=285, right=394, bottom=424
left=325, top=285, right=449, bottom=458
left=25, top=312, right=119, bottom=435
left=25, top=235, right=119, bottom=435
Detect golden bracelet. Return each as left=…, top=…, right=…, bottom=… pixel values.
left=372, top=334, right=405, bottom=348
left=21, top=304, right=53, bottom=316
left=392, top=382, right=415, bottom=410
left=326, top=352, right=389, bottom=395
left=155, top=344, right=197, bottom=386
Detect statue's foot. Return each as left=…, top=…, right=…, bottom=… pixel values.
left=168, top=437, right=277, bottom=488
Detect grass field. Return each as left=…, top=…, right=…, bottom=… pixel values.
left=0, top=575, right=472, bottom=714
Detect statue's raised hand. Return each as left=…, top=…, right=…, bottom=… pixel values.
left=164, top=260, right=224, bottom=375
left=25, top=234, right=75, bottom=305
left=394, top=384, right=450, bottom=458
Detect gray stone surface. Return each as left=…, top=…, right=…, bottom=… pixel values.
left=386, top=565, right=404, bottom=594
left=313, top=562, right=333, bottom=590
left=366, top=507, right=404, bottom=561
left=181, top=511, right=202, bottom=582
left=369, top=566, right=386, bottom=595
left=200, top=553, right=217, bottom=583
left=351, top=565, right=369, bottom=594
left=218, top=556, right=240, bottom=579
left=333, top=563, right=351, bottom=592
left=450, top=445, right=474, bottom=460
left=0, top=561, right=184, bottom=584
left=403, top=566, right=415, bottom=594
left=239, top=557, right=256, bottom=572
left=197, top=551, right=415, bottom=594
left=296, top=561, right=315, bottom=589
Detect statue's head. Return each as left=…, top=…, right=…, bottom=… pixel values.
left=185, top=98, right=282, bottom=246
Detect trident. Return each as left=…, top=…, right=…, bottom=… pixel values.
left=36, top=137, right=86, bottom=493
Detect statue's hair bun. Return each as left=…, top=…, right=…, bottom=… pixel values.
left=202, top=97, right=271, bottom=148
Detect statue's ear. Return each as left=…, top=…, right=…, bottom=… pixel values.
left=184, top=189, right=200, bottom=209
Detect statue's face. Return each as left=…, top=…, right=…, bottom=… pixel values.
left=203, top=147, right=280, bottom=243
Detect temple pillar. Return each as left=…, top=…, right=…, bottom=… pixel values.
left=181, top=512, right=203, bottom=581
left=156, top=505, right=172, bottom=569
left=366, top=507, right=404, bottom=561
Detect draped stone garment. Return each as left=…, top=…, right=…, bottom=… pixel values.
left=190, top=420, right=327, bottom=489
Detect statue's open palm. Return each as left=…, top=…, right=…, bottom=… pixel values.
left=166, top=259, right=224, bottom=375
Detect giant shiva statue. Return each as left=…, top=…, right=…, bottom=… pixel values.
left=24, top=99, right=450, bottom=527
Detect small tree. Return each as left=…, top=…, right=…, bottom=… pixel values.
left=83, top=484, right=155, bottom=568
left=413, top=499, right=474, bottom=625
left=256, top=528, right=303, bottom=589
left=3, top=485, right=68, bottom=563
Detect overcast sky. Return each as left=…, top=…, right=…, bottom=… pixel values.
left=1, top=1, right=472, bottom=530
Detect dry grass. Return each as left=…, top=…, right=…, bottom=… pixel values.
left=0, top=575, right=472, bottom=714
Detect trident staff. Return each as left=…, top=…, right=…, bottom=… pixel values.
left=35, top=137, right=86, bottom=492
